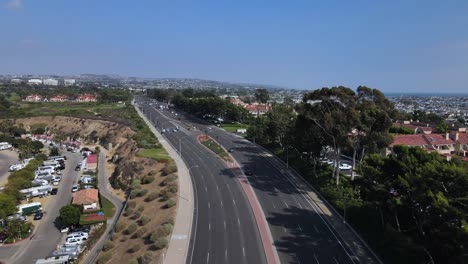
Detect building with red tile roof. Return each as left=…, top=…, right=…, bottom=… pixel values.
left=76, top=93, right=98, bottom=102
left=24, top=94, right=43, bottom=102
left=86, top=154, right=97, bottom=170
left=72, top=189, right=99, bottom=210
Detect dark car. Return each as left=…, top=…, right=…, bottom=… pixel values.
left=51, top=188, right=58, bottom=195
left=34, top=212, right=43, bottom=220
left=244, top=169, right=253, bottom=176
left=228, top=148, right=235, bottom=153
left=0, top=232, right=7, bottom=243
left=75, top=166, right=81, bottom=171
left=70, top=226, right=91, bottom=234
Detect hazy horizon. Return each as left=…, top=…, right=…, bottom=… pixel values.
left=1, top=1, right=467, bottom=93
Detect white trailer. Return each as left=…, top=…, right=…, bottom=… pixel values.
left=20, top=185, right=52, bottom=198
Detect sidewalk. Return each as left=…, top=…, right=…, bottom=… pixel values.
left=134, top=102, right=194, bottom=264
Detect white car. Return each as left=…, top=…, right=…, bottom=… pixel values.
left=65, top=238, right=85, bottom=246
left=71, top=185, right=79, bottom=192
left=338, top=163, right=352, bottom=170
left=67, top=232, right=88, bottom=240
left=53, top=179, right=60, bottom=186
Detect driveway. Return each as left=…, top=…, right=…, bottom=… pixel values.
left=0, top=151, right=84, bottom=264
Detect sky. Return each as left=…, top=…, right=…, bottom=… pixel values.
left=1, top=0, right=467, bottom=93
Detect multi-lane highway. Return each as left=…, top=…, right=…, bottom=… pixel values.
left=135, top=97, right=267, bottom=264
left=137, top=96, right=381, bottom=264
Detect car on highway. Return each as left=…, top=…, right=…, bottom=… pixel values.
left=71, top=185, right=79, bottom=192
left=33, top=211, right=44, bottom=220
left=228, top=148, right=235, bottom=153
left=338, top=163, right=352, bottom=170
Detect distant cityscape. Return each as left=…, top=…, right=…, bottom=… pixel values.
left=1, top=74, right=466, bottom=123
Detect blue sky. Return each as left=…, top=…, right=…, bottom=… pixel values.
left=1, top=0, right=467, bottom=93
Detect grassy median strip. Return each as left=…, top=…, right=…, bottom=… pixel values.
left=201, top=139, right=231, bottom=161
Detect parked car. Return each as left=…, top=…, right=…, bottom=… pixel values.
left=338, top=163, right=352, bottom=170
left=60, top=226, right=70, bottom=233
left=65, top=237, right=85, bottom=246
left=53, top=179, right=60, bottom=186
left=33, top=211, right=43, bottom=220
left=75, top=166, right=81, bottom=171
left=51, top=188, right=58, bottom=195
left=71, top=185, right=79, bottom=192
left=66, top=232, right=88, bottom=240
left=70, top=226, right=91, bottom=234
left=83, top=185, right=95, bottom=189
left=0, top=232, right=8, bottom=243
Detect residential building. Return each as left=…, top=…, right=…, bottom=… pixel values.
left=72, top=189, right=99, bottom=211
left=452, top=132, right=468, bottom=157
left=76, top=94, right=98, bottom=102
left=25, top=94, right=43, bottom=102
left=86, top=154, right=97, bottom=170
left=389, top=133, right=455, bottom=155
left=28, top=79, right=43, bottom=85
left=49, top=95, right=69, bottom=102
left=244, top=104, right=271, bottom=117
left=43, top=78, right=59, bottom=86
left=64, top=79, right=76, bottom=86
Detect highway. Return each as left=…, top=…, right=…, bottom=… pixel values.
left=135, top=97, right=267, bottom=264
left=138, top=96, right=380, bottom=264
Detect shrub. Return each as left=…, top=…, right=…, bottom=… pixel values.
left=127, top=200, right=136, bottom=208
left=139, top=189, right=148, bottom=197
left=161, top=175, right=177, bottom=186
left=138, top=252, right=153, bottom=264
left=102, top=240, right=114, bottom=251
left=160, top=189, right=174, bottom=201
left=129, top=190, right=140, bottom=199
left=132, top=211, right=142, bottom=220
left=141, top=176, right=155, bottom=184
left=152, top=237, right=169, bottom=250
left=132, top=179, right=141, bottom=189
left=153, top=223, right=173, bottom=238
left=166, top=218, right=175, bottom=225
left=125, top=223, right=138, bottom=235
left=162, top=163, right=177, bottom=176
left=129, top=259, right=138, bottom=264
left=167, top=184, right=178, bottom=194
left=145, top=191, right=159, bottom=202
left=137, top=206, right=144, bottom=212
left=148, top=170, right=156, bottom=176
left=124, top=207, right=134, bottom=217
left=166, top=198, right=176, bottom=208
left=139, top=215, right=150, bottom=226
left=134, top=227, right=147, bottom=238
left=97, top=252, right=112, bottom=264
left=128, top=244, right=141, bottom=253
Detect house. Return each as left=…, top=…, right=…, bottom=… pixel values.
left=25, top=94, right=43, bottom=102
left=86, top=154, right=97, bottom=170
left=72, top=189, right=99, bottom=210
left=76, top=94, right=98, bottom=102
left=244, top=104, right=271, bottom=117
left=50, top=95, right=69, bottom=102
left=389, top=133, right=455, bottom=155
left=452, top=132, right=468, bottom=157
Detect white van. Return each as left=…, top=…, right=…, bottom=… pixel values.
left=0, top=142, right=12, bottom=150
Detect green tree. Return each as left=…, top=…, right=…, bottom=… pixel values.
left=254, top=88, right=270, bottom=103
left=436, top=121, right=449, bottom=133
left=59, top=205, right=82, bottom=227
left=0, top=194, right=17, bottom=219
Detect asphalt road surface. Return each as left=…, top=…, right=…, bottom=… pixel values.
left=0, top=150, right=19, bottom=185
left=135, top=97, right=267, bottom=264
left=138, top=96, right=380, bottom=264
left=0, top=151, right=84, bottom=264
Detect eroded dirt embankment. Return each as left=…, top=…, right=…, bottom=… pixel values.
left=15, top=116, right=157, bottom=186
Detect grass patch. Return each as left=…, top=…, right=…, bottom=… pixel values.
left=136, top=148, right=171, bottom=162
left=101, top=194, right=116, bottom=218
left=201, top=139, right=231, bottom=161
left=220, top=123, right=248, bottom=133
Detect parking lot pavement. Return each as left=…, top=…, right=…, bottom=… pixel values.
left=0, top=152, right=83, bottom=264
left=0, top=150, right=19, bottom=186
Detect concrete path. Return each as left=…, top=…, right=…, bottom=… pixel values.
left=80, top=151, right=124, bottom=264
left=135, top=102, right=194, bottom=264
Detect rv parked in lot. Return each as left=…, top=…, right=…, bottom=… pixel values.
left=35, top=255, right=70, bottom=264
left=17, top=202, right=42, bottom=215
left=20, top=185, right=52, bottom=198
left=0, top=142, right=12, bottom=150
